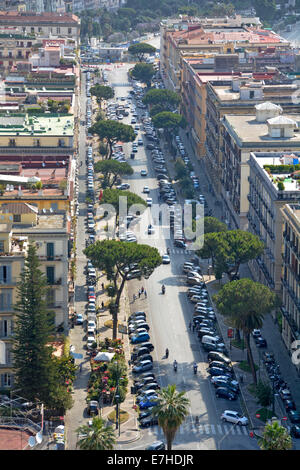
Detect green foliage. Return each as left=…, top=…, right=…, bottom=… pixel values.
left=100, top=188, right=147, bottom=217
left=131, top=62, right=155, bottom=87
left=94, top=160, right=133, bottom=188
left=255, top=380, right=272, bottom=407
left=213, top=278, right=276, bottom=384
left=149, top=104, right=165, bottom=117
left=263, top=164, right=300, bottom=174
left=90, top=84, right=114, bottom=107
left=152, top=111, right=186, bottom=131
left=197, top=230, right=264, bottom=281
left=254, top=0, right=276, bottom=22
left=277, top=181, right=285, bottom=191
left=84, top=240, right=161, bottom=338
left=204, top=217, right=228, bottom=234
left=174, top=158, right=188, bottom=180
left=258, top=421, right=292, bottom=450
left=128, top=42, right=156, bottom=61
left=152, top=384, right=190, bottom=451
left=76, top=417, right=116, bottom=450
left=89, top=120, right=135, bottom=158
left=143, top=89, right=180, bottom=110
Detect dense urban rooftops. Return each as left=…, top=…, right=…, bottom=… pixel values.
left=0, top=113, right=74, bottom=136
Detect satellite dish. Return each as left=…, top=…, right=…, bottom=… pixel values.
left=36, top=432, right=43, bottom=444
left=28, top=436, right=36, bottom=448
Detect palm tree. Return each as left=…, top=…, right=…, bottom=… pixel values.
left=76, top=416, right=116, bottom=450
left=151, top=384, right=190, bottom=450
left=258, top=421, right=292, bottom=450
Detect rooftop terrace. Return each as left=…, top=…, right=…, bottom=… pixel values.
left=0, top=113, right=74, bottom=136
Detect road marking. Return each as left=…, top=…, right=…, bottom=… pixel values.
left=204, top=424, right=210, bottom=435
left=210, top=424, right=216, bottom=435
left=144, top=422, right=249, bottom=438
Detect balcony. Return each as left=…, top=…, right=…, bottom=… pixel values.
left=47, top=277, right=62, bottom=286
left=0, top=277, right=18, bottom=286
left=281, top=307, right=300, bottom=337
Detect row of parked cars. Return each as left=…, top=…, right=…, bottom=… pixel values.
left=128, top=311, right=161, bottom=419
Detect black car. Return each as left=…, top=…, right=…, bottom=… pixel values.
left=212, top=380, right=239, bottom=394
left=145, top=441, right=165, bottom=450
left=137, top=382, right=160, bottom=394
left=138, top=408, right=155, bottom=421
left=133, top=342, right=154, bottom=353
left=140, top=416, right=159, bottom=428
left=129, top=322, right=150, bottom=333
left=291, top=425, right=300, bottom=438
left=132, top=347, right=151, bottom=359
left=133, top=353, right=153, bottom=364
left=215, top=387, right=237, bottom=401
left=208, top=361, right=233, bottom=372
left=207, top=352, right=232, bottom=365
left=284, top=399, right=297, bottom=411
left=288, top=410, right=300, bottom=423
left=255, top=337, right=267, bottom=348
left=208, top=367, right=233, bottom=378
left=129, top=311, right=146, bottom=322
left=135, top=377, right=158, bottom=390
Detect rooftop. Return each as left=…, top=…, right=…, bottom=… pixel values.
left=251, top=152, right=300, bottom=193
left=0, top=11, right=80, bottom=25
left=0, top=113, right=74, bottom=136
left=223, top=114, right=300, bottom=145
left=170, top=25, right=288, bottom=47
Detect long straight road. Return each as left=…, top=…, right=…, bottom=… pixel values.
left=102, top=64, right=259, bottom=451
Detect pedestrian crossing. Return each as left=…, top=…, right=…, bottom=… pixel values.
left=144, top=422, right=249, bottom=437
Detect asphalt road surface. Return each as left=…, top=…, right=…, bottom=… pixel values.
left=100, top=64, right=259, bottom=451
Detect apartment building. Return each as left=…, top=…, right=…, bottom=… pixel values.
left=0, top=224, right=27, bottom=389
left=0, top=206, right=71, bottom=387
left=0, top=11, right=80, bottom=46
left=161, top=23, right=290, bottom=92
left=205, top=77, right=300, bottom=196
left=220, top=107, right=300, bottom=230
left=247, top=152, right=300, bottom=293
left=281, top=203, right=300, bottom=363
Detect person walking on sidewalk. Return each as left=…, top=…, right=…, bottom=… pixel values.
left=141, top=286, right=144, bottom=294
left=189, top=321, right=192, bottom=330
left=138, top=289, right=141, bottom=298
left=144, top=289, right=147, bottom=298
left=133, top=293, right=137, bottom=302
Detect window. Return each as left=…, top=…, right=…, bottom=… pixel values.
left=51, top=203, right=58, bottom=211
left=57, top=27, right=60, bottom=34
left=68, top=28, right=72, bottom=34
left=46, top=288, right=55, bottom=307
left=0, top=373, right=12, bottom=387
left=0, top=289, right=12, bottom=311
left=46, top=266, right=55, bottom=284
left=9, top=139, right=16, bottom=147
left=13, top=214, right=21, bottom=223
left=0, top=241, right=4, bottom=252
left=46, top=242, right=54, bottom=260
left=250, top=90, right=255, bottom=99
left=31, top=27, right=34, bottom=33
left=0, top=265, right=11, bottom=284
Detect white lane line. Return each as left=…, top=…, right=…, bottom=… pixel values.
left=204, top=424, right=210, bottom=435
left=236, top=426, right=242, bottom=435
left=198, top=425, right=204, bottom=434
left=217, top=424, right=223, bottom=434
left=211, top=424, right=216, bottom=435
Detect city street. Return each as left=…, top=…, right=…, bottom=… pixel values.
left=102, top=64, right=259, bottom=451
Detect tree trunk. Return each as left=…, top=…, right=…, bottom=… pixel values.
left=244, top=332, right=257, bottom=385
left=112, top=276, right=126, bottom=340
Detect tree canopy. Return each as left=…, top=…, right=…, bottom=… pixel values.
left=100, top=188, right=147, bottom=218
left=130, top=62, right=156, bottom=87
left=94, top=160, right=133, bottom=188
left=90, top=84, right=114, bottom=107
left=76, top=417, right=116, bottom=450
left=197, top=229, right=264, bottom=281
left=152, top=384, right=190, bottom=451
left=152, top=111, right=186, bottom=131
left=84, top=240, right=161, bottom=338
left=89, top=120, right=135, bottom=158
left=258, top=421, right=292, bottom=450
left=213, top=278, right=275, bottom=383
left=128, top=42, right=156, bottom=61
left=143, top=89, right=181, bottom=110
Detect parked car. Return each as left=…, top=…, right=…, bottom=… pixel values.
left=132, top=360, right=153, bottom=373
left=145, top=441, right=165, bottom=450
left=133, top=342, right=154, bottom=353
left=255, top=337, right=268, bottom=348
left=139, top=397, right=159, bottom=409
left=291, top=425, right=300, bottom=438
left=221, top=410, right=248, bottom=426
left=140, top=416, right=159, bottom=428
left=208, top=367, right=233, bottom=378
left=215, top=387, right=237, bottom=401
left=76, top=313, right=84, bottom=325
left=133, top=354, right=153, bottom=364
left=131, top=332, right=150, bottom=344
left=207, top=352, right=231, bottom=365
left=288, top=410, right=300, bottom=423
left=87, top=400, right=99, bottom=416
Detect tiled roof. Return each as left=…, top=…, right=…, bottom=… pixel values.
left=0, top=202, right=38, bottom=214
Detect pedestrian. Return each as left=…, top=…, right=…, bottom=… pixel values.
left=192, top=323, right=195, bottom=332
left=79, top=363, right=82, bottom=373
left=144, top=290, right=147, bottom=298
left=141, top=286, right=144, bottom=293
left=240, top=375, right=244, bottom=384
left=101, top=301, right=104, bottom=309
left=133, top=294, right=136, bottom=302
left=101, top=283, right=104, bottom=291
left=165, top=348, right=169, bottom=358
left=138, top=289, right=141, bottom=298
left=189, top=321, right=192, bottom=330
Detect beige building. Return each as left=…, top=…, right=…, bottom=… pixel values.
left=281, top=203, right=300, bottom=363
left=220, top=107, right=300, bottom=230
left=0, top=203, right=71, bottom=388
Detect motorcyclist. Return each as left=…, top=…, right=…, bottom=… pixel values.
left=193, top=362, right=198, bottom=374
left=165, top=348, right=169, bottom=358
left=173, top=360, right=177, bottom=371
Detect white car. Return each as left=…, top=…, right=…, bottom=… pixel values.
left=146, top=197, right=152, bottom=207
left=87, top=336, right=96, bottom=349
left=87, top=320, right=96, bottom=334
left=143, top=186, right=150, bottom=194
left=117, top=183, right=130, bottom=190
left=140, top=170, right=148, bottom=177
left=162, top=254, right=170, bottom=264
left=221, top=410, right=248, bottom=426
